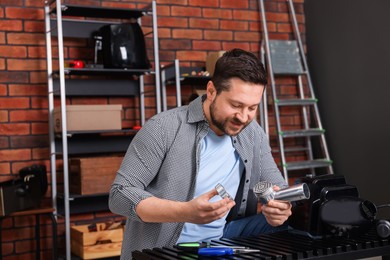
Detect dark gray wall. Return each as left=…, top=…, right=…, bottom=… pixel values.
left=305, top=0, right=390, bottom=219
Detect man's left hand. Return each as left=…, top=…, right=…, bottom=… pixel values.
left=261, top=186, right=292, bottom=226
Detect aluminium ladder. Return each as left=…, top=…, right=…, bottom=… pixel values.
left=258, top=0, right=333, bottom=180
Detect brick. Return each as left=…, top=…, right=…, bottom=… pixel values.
left=1, top=241, right=14, bottom=256
left=5, top=7, right=43, bottom=19
left=24, top=20, right=44, bottom=33
left=233, top=10, right=258, bottom=21
left=189, top=0, right=219, bottom=7
left=0, top=58, right=4, bottom=70
left=0, top=19, right=23, bottom=31
left=160, top=39, right=192, bottom=50
left=0, top=97, right=30, bottom=109
left=0, top=123, right=30, bottom=135
left=25, top=0, right=44, bottom=7
left=204, top=30, right=233, bottom=41
left=0, top=162, right=11, bottom=174
left=101, top=2, right=136, bottom=9
left=0, top=46, right=27, bottom=58
left=221, top=0, right=248, bottom=9
left=220, top=20, right=248, bottom=31
left=202, top=8, right=232, bottom=19
left=189, top=18, right=219, bottom=29
left=0, top=84, right=6, bottom=95
left=234, top=31, right=261, bottom=42
left=7, top=33, right=45, bottom=45
left=0, top=110, right=8, bottom=122
left=222, top=42, right=250, bottom=52
left=0, top=136, right=9, bottom=148
left=249, top=42, right=260, bottom=53
left=7, top=58, right=46, bottom=71
left=266, top=12, right=290, bottom=22
left=32, top=147, right=49, bottom=160
left=10, top=109, right=47, bottom=122
left=1, top=0, right=23, bottom=5
left=171, top=6, right=202, bottom=17
left=158, top=17, right=188, bottom=28
left=29, top=72, right=46, bottom=84
left=176, top=51, right=207, bottom=62
left=172, top=29, right=203, bottom=40
left=69, top=47, right=94, bottom=60
left=158, top=0, right=187, bottom=4
left=27, top=46, right=46, bottom=58
left=156, top=5, right=170, bottom=16
left=277, top=23, right=293, bottom=33
left=0, top=32, right=4, bottom=44
left=249, top=21, right=261, bottom=32
left=11, top=135, right=49, bottom=148
left=9, top=84, right=46, bottom=96
left=193, top=40, right=221, bottom=51
left=31, top=97, right=48, bottom=109
left=0, top=149, right=31, bottom=161
left=31, top=121, right=48, bottom=134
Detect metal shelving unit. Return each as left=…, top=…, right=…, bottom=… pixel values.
left=44, top=1, right=160, bottom=259
left=160, top=59, right=210, bottom=111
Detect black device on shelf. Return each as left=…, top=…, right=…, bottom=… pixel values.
left=97, top=23, right=151, bottom=69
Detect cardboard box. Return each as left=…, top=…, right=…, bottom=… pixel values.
left=71, top=222, right=123, bottom=259
left=69, top=156, right=123, bottom=195
left=206, top=51, right=225, bottom=76
left=54, top=104, right=122, bottom=132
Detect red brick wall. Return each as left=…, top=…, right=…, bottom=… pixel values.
left=0, top=0, right=305, bottom=258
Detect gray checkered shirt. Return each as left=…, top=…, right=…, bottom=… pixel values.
left=109, top=95, right=286, bottom=259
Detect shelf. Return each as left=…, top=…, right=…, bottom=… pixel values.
left=51, top=4, right=147, bottom=19
left=45, top=1, right=160, bottom=258
left=57, top=193, right=110, bottom=215
left=53, top=79, right=140, bottom=96
left=55, top=132, right=136, bottom=155
left=54, top=67, right=151, bottom=76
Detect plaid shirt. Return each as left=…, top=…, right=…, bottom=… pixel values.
left=109, top=96, right=286, bottom=259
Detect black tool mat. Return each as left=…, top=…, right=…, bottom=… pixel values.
left=132, top=228, right=390, bottom=260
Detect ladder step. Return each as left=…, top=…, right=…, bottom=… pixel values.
left=285, top=159, right=332, bottom=171
left=269, top=40, right=304, bottom=75
left=276, top=98, right=317, bottom=106
left=280, top=129, right=325, bottom=138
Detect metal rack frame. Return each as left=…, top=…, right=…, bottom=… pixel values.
left=44, top=1, right=160, bottom=259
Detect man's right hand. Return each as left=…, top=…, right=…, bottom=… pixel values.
left=136, top=189, right=235, bottom=224
left=184, top=189, right=236, bottom=224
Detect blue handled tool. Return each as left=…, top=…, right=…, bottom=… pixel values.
left=198, top=247, right=260, bottom=256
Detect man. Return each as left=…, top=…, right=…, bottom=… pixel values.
left=109, top=49, right=292, bottom=259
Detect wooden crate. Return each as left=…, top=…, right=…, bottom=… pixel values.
left=71, top=222, right=123, bottom=259
left=69, top=156, right=123, bottom=195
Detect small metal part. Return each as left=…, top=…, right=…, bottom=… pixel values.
left=215, top=183, right=234, bottom=200
left=253, top=181, right=310, bottom=204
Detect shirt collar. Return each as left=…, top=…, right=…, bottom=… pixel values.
left=188, top=94, right=207, bottom=123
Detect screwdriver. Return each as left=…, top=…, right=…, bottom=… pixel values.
left=198, top=247, right=260, bottom=256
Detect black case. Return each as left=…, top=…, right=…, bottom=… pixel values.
left=99, top=23, right=151, bottom=69
left=0, top=176, right=41, bottom=216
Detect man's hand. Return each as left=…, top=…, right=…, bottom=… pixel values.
left=261, top=186, right=292, bottom=226
left=184, top=189, right=236, bottom=224
left=136, top=189, right=235, bottom=224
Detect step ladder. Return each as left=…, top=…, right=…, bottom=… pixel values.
left=258, top=0, right=333, bottom=180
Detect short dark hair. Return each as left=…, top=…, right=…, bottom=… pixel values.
left=211, top=48, right=267, bottom=94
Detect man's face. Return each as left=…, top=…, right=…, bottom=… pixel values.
left=208, top=78, right=264, bottom=136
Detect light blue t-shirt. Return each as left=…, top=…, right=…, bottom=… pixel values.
left=177, top=130, right=243, bottom=243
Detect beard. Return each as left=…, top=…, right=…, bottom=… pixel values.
left=209, top=99, right=250, bottom=136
